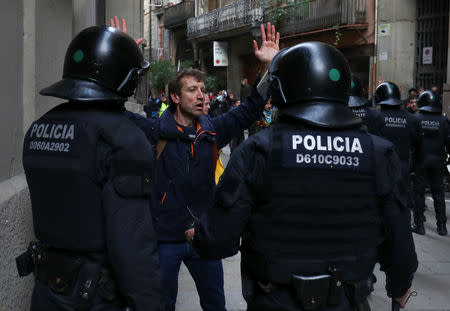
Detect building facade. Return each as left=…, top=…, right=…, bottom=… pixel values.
left=180, top=0, right=449, bottom=100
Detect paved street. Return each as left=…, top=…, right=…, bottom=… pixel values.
left=176, top=144, right=450, bottom=311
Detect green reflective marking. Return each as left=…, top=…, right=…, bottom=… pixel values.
left=73, top=50, right=84, bottom=63
left=351, top=81, right=355, bottom=88
left=329, top=68, right=341, bottom=82
left=389, top=83, right=394, bottom=89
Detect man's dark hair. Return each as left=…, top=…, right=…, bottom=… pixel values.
left=408, top=88, right=418, bottom=95
left=168, top=68, right=205, bottom=107
left=408, top=94, right=418, bottom=102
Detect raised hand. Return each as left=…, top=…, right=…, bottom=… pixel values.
left=110, top=16, right=144, bottom=46
left=253, top=22, right=280, bottom=71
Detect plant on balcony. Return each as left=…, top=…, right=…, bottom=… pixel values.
left=333, top=24, right=342, bottom=46
left=264, top=0, right=312, bottom=26
left=148, top=60, right=175, bottom=93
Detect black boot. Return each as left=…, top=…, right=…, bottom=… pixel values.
left=412, top=222, right=425, bottom=235
left=437, top=223, right=448, bottom=236
left=412, top=213, right=425, bottom=235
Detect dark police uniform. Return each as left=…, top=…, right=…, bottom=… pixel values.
left=16, top=26, right=163, bottom=311
left=413, top=91, right=450, bottom=235
left=348, top=73, right=380, bottom=135
left=192, top=42, right=417, bottom=311
left=373, top=82, right=421, bottom=208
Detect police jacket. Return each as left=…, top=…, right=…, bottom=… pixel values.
left=193, top=119, right=417, bottom=299
left=416, top=111, right=450, bottom=166
left=350, top=105, right=381, bottom=135
left=23, top=102, right=163, bottom=311
left=128, top=88, right=266, bottom=242
left=375, top=106, right=421, bottom=163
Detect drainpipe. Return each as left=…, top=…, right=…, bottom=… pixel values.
left=372, top=0, right=379, bottom=97
left=193, top=0, right=199, bottom=67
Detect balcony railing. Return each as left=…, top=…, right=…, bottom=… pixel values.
left=187, top=0, right=264, bottom=40
left=264, top=0, right=366, bottom=35
left=187, top=0, right=366, bottom=40
left=164, top=0, right=195, bottom=29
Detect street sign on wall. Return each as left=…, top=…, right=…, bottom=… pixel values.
left=422, top=47, right=433, bottom=64
left=378, top=24, right=390, bottom=36
left=213, top=41, right=228, bottom=67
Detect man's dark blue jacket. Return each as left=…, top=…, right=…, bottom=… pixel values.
left=128, top=88, right=265, bottom=241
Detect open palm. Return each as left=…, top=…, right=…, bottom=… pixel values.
left=253, top=22, right=280, bottom=65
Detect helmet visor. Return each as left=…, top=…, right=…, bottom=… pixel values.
left=117, top=60, right=150, bottom=99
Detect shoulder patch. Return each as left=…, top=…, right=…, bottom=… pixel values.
left=282, top=131, right=372, bottom=172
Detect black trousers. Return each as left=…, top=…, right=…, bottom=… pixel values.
left=30, top=280, right=124, bottom=311
left=414, top=163, right=447, bottom=225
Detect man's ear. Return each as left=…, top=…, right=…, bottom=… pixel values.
left=170, top=93, right=180, bottom=104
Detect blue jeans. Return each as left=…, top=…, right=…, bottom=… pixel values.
left=158, top=242, right=227, bottom=311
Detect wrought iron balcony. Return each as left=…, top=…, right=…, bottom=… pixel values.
left=187, top=0, right=264, bottom=40
left=264, top=0, right=366, bottom=35
left=187, top=0, right=366, bottom=41
left=164, top=0, right=195, bottom=29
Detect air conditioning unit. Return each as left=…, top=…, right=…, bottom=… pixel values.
left=150, top=0, right=163, bottom=7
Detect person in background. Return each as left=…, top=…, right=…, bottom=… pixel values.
left=240, top=77, right=251, bottom=102
left=202, top=92, right=211, bottom=116
left=413, top=90, right=450, bottom=236
left=347, top=73, right=380, bottom=135
left=406, top=95, right=418, bottom=113
left=159, top=94, right=169, bottom=117
left=249, top=98, right=277, bottom=135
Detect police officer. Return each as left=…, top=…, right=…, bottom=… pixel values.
left=16, top=26, right=163, bottom=310
left=347, top=73, right=380, bottom=135
left=412, top=91, right=450, bottom=235
left=373, top=82, right=422, bottom=208
left=189, top=42, right=417, bottom=311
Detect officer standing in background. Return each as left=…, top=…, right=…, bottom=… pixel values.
left=16, top=26, right=163, bottom=310
left=373, top=82, right=422, bottom=208
left=347, top=73, right=380, bottom=135
left=189, top=42, right=417, bottom=311
left=412, top=91, right=450, bottom=236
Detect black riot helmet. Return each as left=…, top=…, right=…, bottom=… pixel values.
left=373, top=82, right=402, bottom=106
left=40, top=26, right=149, bottom=103
left=347, top=73, right=369, bottom=108
left=417, top=90, right=442, bottom=113
left=269, top=41, right=360, bottom=128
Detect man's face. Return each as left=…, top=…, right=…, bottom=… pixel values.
left=409, top=98, right=417, bottom=111
left=171, top=76, right=205, bottom=119
left=202, top=94, right=210, bottom=115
